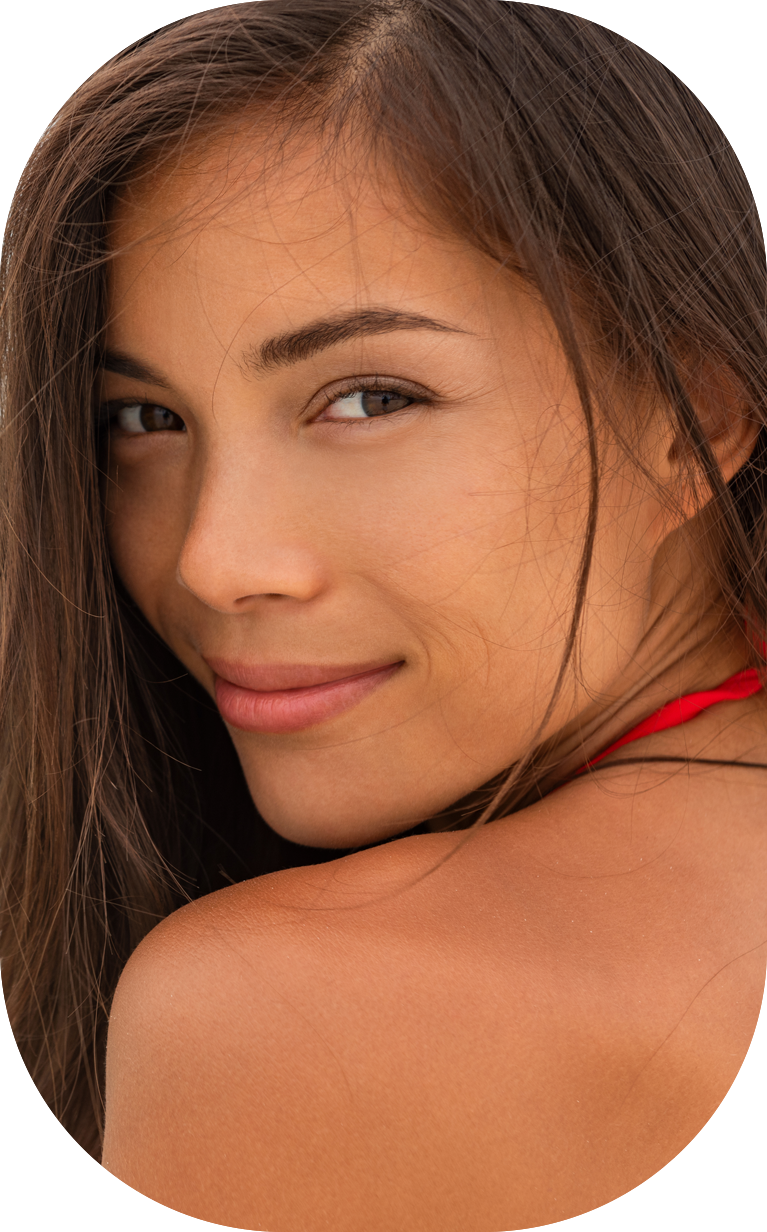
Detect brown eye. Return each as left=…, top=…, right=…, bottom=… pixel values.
left=361, top=390, right=412, bottom=416
left=113, top=403, right=186, bottom=434
left=325, top=389, right=415, bottom=419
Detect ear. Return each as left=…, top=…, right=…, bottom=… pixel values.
left=669, top=357, right=760, bottom=485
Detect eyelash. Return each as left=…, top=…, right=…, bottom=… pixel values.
left=97, top=377, right=432, bottom=434
left=313, top=378, right=430, bottom=424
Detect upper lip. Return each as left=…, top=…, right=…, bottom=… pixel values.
left=203, top=656, right=403, bottom=692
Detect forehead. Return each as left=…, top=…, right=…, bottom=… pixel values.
left=106, top=129, right=508, bottom=336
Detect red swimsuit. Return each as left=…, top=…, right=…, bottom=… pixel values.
left=579, top=668, right=764, bottom=774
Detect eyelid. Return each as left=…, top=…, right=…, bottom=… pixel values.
left=309, top=375, right=435, bottom=420
left=95, top=377, right=436, bottom=429
left=96, top=396, right=182, bottom=427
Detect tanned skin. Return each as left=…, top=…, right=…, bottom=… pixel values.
left=99, top=132, right=767, bottom=1230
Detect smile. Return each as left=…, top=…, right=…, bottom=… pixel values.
left=206, top=659, right=404, bottom=734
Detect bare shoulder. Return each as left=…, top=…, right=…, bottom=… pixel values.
left=110, top=826, right=461, bottom=991
left=102, top=831, right=471, bottom=1223
left=111, top=825, right=475, bottom=1071
left=104, top=829, right=461, bottom=1088
left=102, top=777, right=767, bottom=1231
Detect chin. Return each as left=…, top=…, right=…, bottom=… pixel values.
left=260, top=798, right=424, bottom=850
left=244, top=768, right=430, bottom=850
left=231, top=728, right=481, bottom=850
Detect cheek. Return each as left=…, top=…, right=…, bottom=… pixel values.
left=102, top=449, right=188, bottom=622
left=328, top=420, right=592, bottom=734
left=358, top=424, right=589, bottom=640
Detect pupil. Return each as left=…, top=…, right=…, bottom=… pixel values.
left=360, top=391, right=411, bottom=416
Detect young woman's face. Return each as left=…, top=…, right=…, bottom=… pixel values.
left=103, top=134, right=669, bottom=846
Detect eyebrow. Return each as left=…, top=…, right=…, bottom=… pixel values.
left=99, top=309, right=467, bottom=389
left=99, top=351, right=172, bottom=389
left=245, top=308, right=467, bottom=374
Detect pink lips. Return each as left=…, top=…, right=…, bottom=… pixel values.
left=206, top=657, right=403, bottom=734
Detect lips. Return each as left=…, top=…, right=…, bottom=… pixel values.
left=206, top=657, right=404, bottom=734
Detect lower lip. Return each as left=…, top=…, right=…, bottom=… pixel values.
left=214, top=663, right=403, bottom=734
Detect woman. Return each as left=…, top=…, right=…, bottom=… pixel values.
left=1, top=2, right=766, bottom=1228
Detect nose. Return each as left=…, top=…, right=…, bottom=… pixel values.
left=176, top=458, right=330, bottom=613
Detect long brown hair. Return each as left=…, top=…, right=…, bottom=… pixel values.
left=1, top=0, right=765, bottom=1159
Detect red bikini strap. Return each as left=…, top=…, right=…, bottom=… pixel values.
left=581, top=667, right=763, bottom=773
